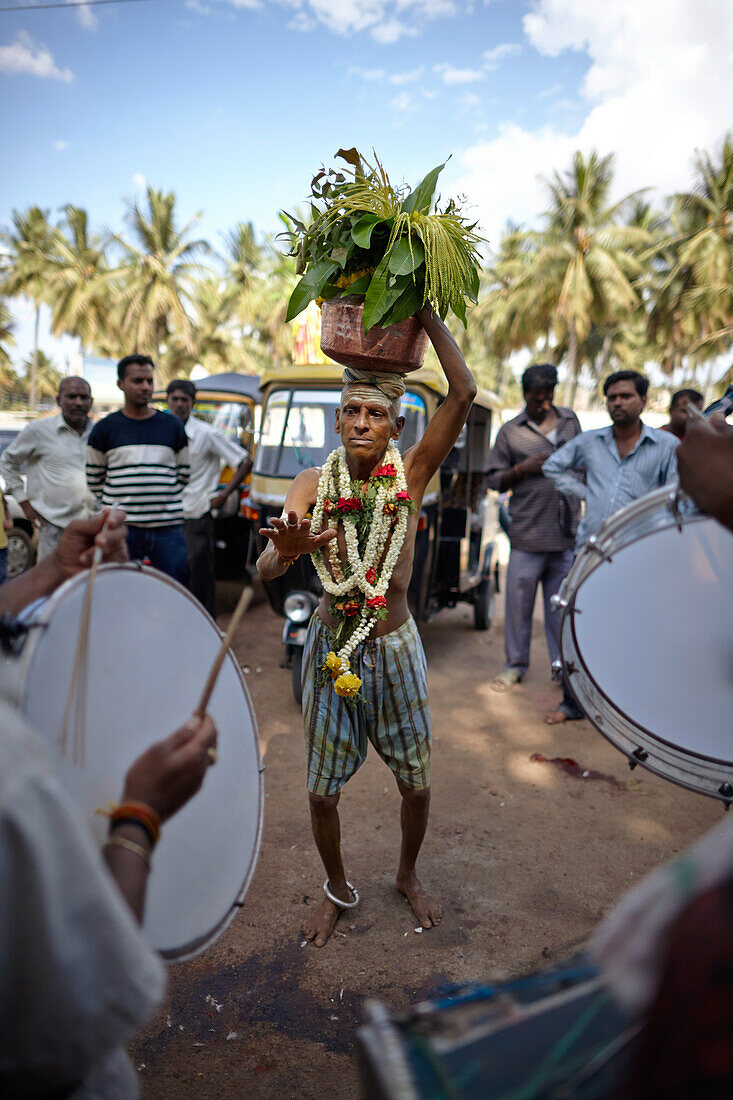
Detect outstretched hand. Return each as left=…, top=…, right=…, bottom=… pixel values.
left=259, top=509, right=337, bottom=560
left=678, top=414, right=733, bottom=533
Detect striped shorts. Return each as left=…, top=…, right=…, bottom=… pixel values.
left=302, top=614, right=431, bottom=797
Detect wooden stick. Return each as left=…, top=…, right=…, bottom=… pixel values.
left=194, top=585, right=254, bottom=718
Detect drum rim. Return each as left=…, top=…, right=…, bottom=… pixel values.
left=560, top=513, right=733, bottom=804
left=18, top=561, right=264, bottom=961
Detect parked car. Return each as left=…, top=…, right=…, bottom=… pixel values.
left=0, top=428, right=37, bottom=579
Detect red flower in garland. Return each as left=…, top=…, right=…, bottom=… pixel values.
left=367, top=595, right=387, bottom=610
left=337, top=496, right=363, bottom=513
left=373, top=464, right=397, bottom=478
left=343, top=600, right=362, bottom=617
left=365, top=566, right=376, bottom=584
left=323, top=499, right=335, bottom=516
left=396, top=491, right=412, bottom=503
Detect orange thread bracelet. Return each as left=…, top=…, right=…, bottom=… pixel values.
left=109, top=801, right=161, bottom=846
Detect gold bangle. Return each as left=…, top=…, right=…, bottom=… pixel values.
left=104, top=835, right=151, bottom=870
left=277, top=549, right=300, bottom=564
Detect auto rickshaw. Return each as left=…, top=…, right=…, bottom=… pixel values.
left=153, top=371, right=262, bottom=580
left=248, top=360, right=501, bottom=702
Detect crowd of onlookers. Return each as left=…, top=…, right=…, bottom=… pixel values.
left=486, top=367, right=701, bottom=722
left=0, top=354, right=252, bottom=616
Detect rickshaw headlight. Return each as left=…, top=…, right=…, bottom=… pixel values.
left=284, top=592, right=314, bottom=623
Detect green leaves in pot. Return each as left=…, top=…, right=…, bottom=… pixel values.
left=281, top=149, right=484, bottom=332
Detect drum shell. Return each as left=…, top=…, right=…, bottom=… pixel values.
left=3, top=564, right=263, bottom=961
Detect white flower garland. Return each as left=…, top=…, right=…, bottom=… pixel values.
left=311, top=440, right=410, bottom=661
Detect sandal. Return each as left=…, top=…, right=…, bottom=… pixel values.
left=490, top=669, right=522, bottom=693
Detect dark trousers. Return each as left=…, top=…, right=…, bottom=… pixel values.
left=126, top=524, right=188, bottom=586
left=183, top=512, right=216, bottom=618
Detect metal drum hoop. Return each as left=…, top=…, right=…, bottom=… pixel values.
left=557, top=486, right=733, bottom=807
left=13, top=562, right=264, bottom=960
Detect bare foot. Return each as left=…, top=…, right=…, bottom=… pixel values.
left=396, top=871, right=442, bottom=929
left=301, top=897, right=343, bottom=948
left=544, top=708, right=582, bottom=724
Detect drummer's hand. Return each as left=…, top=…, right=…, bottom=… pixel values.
left=52, top=508, right=128, bottom=579
left=259, top=510, right=337, bottom=559
left=677, top=414, right=733, bottom=533
left=122, top=714, right=218, bottom=823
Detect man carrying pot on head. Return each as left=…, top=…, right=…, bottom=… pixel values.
left=257, top=306, right=476, bottom=947
left=486, top=364, right=581, bottom=693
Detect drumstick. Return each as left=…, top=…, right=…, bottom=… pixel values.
left=60, top=511, right=112, bottom=763
left=194, top=584, right=254, bottom=718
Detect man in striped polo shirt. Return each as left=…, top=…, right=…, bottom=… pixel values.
left=86, top=354, right=190, bottom=583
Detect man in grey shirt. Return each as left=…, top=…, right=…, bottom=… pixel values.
left=0, top=376, right=94, bottom=559
left=543, top=369, right=678, bottom=722
left=487, top=364, right=582, bottom=691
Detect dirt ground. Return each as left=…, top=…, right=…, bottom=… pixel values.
left=131, top=571, right=719, bottom=1098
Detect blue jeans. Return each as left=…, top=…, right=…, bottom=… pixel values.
left=0, top=547, right=7, bottom=585
left=126, top=525, right=188, bottom=585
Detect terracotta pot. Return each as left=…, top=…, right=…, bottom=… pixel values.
left=320, top=296, right=429, bottom=375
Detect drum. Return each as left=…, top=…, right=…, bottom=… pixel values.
left=0, top=563, right=263, bottom=961
left=556, top=486, right=733, bottom=803
left=358, top=957, right=637, bottom=1099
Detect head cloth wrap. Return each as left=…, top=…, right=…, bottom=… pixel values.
left=341, top=366, right=406, bottom=408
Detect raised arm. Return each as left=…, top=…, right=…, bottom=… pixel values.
left=403, top=306, right=477, bottom=497
left=256, top=468, right=336, bottom=583
left=542, top=436, right=587, bottom=500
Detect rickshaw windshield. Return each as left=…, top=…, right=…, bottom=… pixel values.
left=193, top=401, right=256, bottom=446
left=255, top=388, right=427, bottom=478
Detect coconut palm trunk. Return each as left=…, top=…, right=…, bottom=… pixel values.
left=29, top=304, right=40, bottom=411
left=564, top=319, right=578, bottom=405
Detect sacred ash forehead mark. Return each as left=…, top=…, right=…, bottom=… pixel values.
left=340, top=383, right=394, bottom=411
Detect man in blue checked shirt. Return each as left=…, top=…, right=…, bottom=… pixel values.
left=542, top=370, right=678, bottom=723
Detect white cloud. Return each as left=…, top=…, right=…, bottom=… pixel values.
left=454, top=0, right=733, bottom=247
left=434, top=62, right=485, bottom=84
left=483, top=41, right=521, bottom=67
left=537, top=81, right=563, bottom=99
left=390, top=91, right=414, bottom=112
left=200, top=0, right=459, bottom=42
left=74, top=1, right=99, bottom=31
left=0, top=32, right=73, bottom=83
left=54, top=139, right=68, bottom=152
left=348, top=64, right=424, bottom=84
left=132, top=173, right=147, bottom=189
left=460, top=91, right=481, bottom=107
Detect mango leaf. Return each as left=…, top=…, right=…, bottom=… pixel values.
left=387, top=236, right=425, bottom=276
left=351, top=214, right=382, bottom=249
left=336, top=147, right=363, bottom=171
left=451, top=295, right=468, bottom=327
left=362, top=255, right=411, bottom=331
left=285, top=260, right=338, bottom=322
left=401, top=161, right=447, bottom=215
left=382, top=280, right=424, bottom=326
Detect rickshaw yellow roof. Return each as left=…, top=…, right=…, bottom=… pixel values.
left=259, top=362, right=499, bottom=412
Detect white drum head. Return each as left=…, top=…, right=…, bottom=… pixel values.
left=18, top=565, right=262, bottom=960
left=562, top=512, right=733, bottom=800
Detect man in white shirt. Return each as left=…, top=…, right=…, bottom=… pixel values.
left=167, top=379, right=252, bottom=617
left=0, top=376, right=94, bottom=559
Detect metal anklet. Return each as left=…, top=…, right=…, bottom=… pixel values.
left=324, top=879, right=360, bottom=908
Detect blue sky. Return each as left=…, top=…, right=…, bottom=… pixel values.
left=1, top=0, right=731, bottom=367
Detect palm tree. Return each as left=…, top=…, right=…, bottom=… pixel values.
left=113, top=187, right=211, bottom=378
left=0, top=300, right=16, bottom=371
left=1, top=206, right=58, bottom=409
left=44, top=205, right=113, bottom=350
left=164, top=277, right=236, bottom=382
left=657, top=136, right=733, bottom=370
left=525, top=151, right=650, bottom=402
left=22, top=349, right=63, bottom=402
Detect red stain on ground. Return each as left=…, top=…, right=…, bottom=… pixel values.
left=530, top=753, right=622, bottom=789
